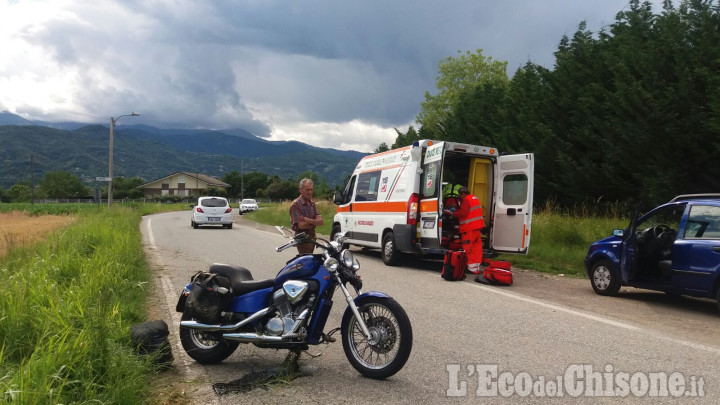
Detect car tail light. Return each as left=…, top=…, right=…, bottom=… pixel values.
left=407, top=193, right=419, bottom=226
left=196, top=207, right=204, bottom=213
left=225, top=208, right=232, bottom=213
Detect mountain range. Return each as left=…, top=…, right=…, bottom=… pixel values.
left=0, top=112, right=366, bottom=189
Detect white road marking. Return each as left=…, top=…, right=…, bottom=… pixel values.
left=468, top=281, right=720, bottom=356
left=146, top=218, right=220, bottom=403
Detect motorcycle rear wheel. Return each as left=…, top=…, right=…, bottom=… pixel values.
left=341, top=296, right=413, bottom=379
left=179, top=313, right=240, bottom=364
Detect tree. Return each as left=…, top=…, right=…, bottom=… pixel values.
left=243, top=172, right=269, bottom=198
left=391, top=126, right=422, bottom=149
left=373, top=142, right=390, bottom=153
left=314, top=178, right=332, bottom=199
left=7, top=184, right=32, bottom=202
left=202, top=186, right=226, bottom=197
left=113, top=176, right=145, bottom=199
left=39, top=171, right=89, bottom=199
left=295, top=171, right=320, bottom=184
left=417, top=49, right=509, bottom=137
left=222, top=170, right=243, bottom=198
left=264, top=178, right=297, bottom=201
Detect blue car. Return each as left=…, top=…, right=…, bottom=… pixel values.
left=585, top=194, right=720, bottom=311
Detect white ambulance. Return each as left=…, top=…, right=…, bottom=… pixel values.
left=331, top=140, right=534, bottom=265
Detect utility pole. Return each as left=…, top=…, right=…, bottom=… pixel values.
left=241, top=160, right=244, bottom=201
left=108, top=112, right=139, bottom=208
left=30, top=154, right=34, bottom=205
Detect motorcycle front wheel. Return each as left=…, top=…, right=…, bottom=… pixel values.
left=341, top=296, right=413, bottom=379
left=179, top=313, right=240, bottom=364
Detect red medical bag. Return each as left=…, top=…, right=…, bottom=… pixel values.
left=483, top=267, right=513, bottom=285
left=442, top=250, right=467, bottom=281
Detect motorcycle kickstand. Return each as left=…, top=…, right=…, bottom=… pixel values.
left=282, top=348, right=303, bottom=373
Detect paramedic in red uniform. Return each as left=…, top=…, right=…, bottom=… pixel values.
left=446, top=186, right=484, bottom=273
left=289, top=178, right=324, bottom=255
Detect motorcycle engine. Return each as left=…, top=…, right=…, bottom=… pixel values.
left=265, top=280, right=313, bottom=336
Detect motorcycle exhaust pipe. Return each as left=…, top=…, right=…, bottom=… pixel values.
left=222, top=333, right=283, bottom=343
left=180, top=307, right=271, bottom=331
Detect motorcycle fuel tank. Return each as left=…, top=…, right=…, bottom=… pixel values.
left=275, top=255, right=323, bottom=287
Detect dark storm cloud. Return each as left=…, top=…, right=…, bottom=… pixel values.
left=1, top=0, right=664, bottom=149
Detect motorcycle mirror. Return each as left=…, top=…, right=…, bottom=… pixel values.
left=275, top=226, right=291, bottom=238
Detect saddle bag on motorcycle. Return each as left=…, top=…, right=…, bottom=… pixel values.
left=184, top=271, right=233, bottom=324
left=442, top=250, right=467, bottom=281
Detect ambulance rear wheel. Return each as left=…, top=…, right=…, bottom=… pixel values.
left=382, top=232, right=400, bottom=266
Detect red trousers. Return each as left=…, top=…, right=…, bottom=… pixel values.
left=462, top=229, right=483, bottom=273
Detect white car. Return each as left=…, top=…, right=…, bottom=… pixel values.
left=191, top=196, right=233, bottom=229
left=239, top=198, right=259, bottom=214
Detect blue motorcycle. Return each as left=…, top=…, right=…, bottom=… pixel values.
left=176, top=228, right=413, bottom=379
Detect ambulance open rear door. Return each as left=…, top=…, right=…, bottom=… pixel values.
left=491, top=153, right=534, bottom=253
left=418, top=141, right=445, bottom=250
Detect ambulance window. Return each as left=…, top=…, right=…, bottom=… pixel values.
left=502, top=174, right=528, bottom=205
left=342, top=176, right=356, bottom=204
left=421, top=161, right=440, bottom=197
left=356, top=171, right=381, bottom=202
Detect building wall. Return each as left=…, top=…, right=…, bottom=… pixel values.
left=141, top=174, right=223, bottom=197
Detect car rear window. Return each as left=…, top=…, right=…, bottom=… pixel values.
left=201, top=198, right=228, bottom=208
left=684, top=205, right=720, bottom=239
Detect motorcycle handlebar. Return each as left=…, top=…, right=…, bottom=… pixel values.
left=276, top=241, right=295, bottom=252
left=275, top=237, right=330, bottom=253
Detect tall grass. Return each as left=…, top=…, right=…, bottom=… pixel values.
left=0, top=203, right=182, bottom=404
left=501, top=198, right=630, bottom=276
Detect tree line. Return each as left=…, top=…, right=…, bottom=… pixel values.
left=385, top=0, right=719, bottom=208
left=0, top=170, right=338, bottom=203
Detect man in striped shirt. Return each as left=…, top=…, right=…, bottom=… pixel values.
left=289, top=178, right=324, bottom=254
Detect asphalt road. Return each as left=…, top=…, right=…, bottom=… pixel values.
left=141, top=210, right=719, bottom=404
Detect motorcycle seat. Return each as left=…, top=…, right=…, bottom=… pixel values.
left=208, top=263, right=274, bottom=295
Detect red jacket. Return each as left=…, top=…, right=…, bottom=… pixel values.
left=453, top=194, right=484, bottom=233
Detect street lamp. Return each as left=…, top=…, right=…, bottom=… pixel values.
left=108, top=112, right=139, bottom=208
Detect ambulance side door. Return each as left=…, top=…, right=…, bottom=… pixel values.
left=335, top=175, right=357, bottom=239
left=419, top=142, right=444, bottom=246
left=491, top=153, right=534, bottom=253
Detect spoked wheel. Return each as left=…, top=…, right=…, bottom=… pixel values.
left=341, top=296, right=412, bottom=379
left=179, top=313, right=239, bottom=364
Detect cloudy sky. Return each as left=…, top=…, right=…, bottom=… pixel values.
left=0, top=0, right=664, bottom=152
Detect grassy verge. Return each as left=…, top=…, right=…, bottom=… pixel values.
left=245, top=201, right=630, bottom=278
left=497, top=212, right=628, bottom=276
left=243, top=200, right=336, bottom=236
left=0, top=202, right=184, bottom=404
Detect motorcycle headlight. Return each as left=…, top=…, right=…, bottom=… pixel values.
left=340, top=249, right=354, bottom=268
left=352, top=258, right=360, bottom=271
left=324, top=257, right=339, bottom=273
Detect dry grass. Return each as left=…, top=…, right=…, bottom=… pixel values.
left=0, top=210, right=76, bottom=256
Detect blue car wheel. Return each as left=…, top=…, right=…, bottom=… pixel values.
left=590, top=259, right=621, bottom=296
